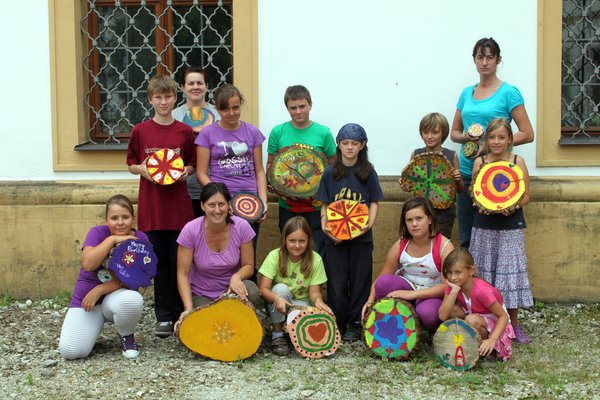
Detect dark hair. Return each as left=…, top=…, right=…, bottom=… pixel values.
left=484, top=117, right=514, bottom=153
left=442, top=247, right=477, bottom=280
left=399, top=197, right=439, bottom=239
left=419, top=112, right=450, bottom=143
left=200, top=182, right=234, bottom=224
left=284, top=85, right=312, bottom=106
left=472, top=37, right=501, bottom=59
left=279, top=216, right=314, bottom=279
left=332, top=139, right=374, bottom=184
left=178, top=66, right=207, bottom=86
left=105, top=194, right=134, bottom=218
left=214, top=84, right=244, bottom=110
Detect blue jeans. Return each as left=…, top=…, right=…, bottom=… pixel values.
left=457, top=175, right=476, bottom=248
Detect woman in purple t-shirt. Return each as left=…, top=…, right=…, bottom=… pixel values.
left=175, top=183, right=262, bottom=330
left=58, top=195, right=146, bottom=359
left=195, top=84, right=267, bottom=257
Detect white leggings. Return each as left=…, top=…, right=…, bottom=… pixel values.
left=59, top=289, right=144, bottom=360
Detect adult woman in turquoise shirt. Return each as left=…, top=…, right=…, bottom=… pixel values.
left=450, top=37, right=534, bottom=248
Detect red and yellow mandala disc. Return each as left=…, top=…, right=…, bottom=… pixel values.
left=146, top=148, right=184, bottom=185
left=472, top=161, right=525, bottom=212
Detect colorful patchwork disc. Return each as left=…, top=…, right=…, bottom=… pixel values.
left=462, top=141, right=480, bottom=159
left=183, top=107, right=215, bottom=133
left=105, top=239, right=157, bottom=290
left=467, top=123, right=485, bottom=139
left=471, top=161, right=525, bottom=213
left=400, top=152, right=456, bottom=209
left=362, top=298, right=420, bottom=360
left=433, top=318, right=481, bottom=371
left=146, top=148, right=185, bottom=185
left=267, top=146, right=327, bottom=198
left=177, top=297, right=263, bottom=362
left=326, top=200, right=369, bottom=240
left=286, top=307, right=341, bottom=359
left=231, top=192, right=265, bottom=223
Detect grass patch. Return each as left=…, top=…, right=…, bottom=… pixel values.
left=0, top=293, right=15, bottom=306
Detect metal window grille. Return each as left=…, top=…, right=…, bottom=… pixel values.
left=78, top=0, right=232, bottom=149
left=561, top=0, right=600, bottom=145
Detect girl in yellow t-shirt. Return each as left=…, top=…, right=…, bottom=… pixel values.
left=258, top=216, right=331, bottom=355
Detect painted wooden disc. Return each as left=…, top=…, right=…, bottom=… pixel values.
left=462, top=141, right=480, bottom=159
left=267, top=146, right=326, bottom=198
left=362, top=298, right=420, bottom=360
left=326, top=200, right=369, bottom=240
left=231, top=192, right=265, bottom=223
left=177, top=297, right=263, bottom=362
left=146, top=148, right=185, bottom=185
left=471, top=161, right=525, bottom=213
left=286, top=307, right=341, bottom=359
left=183, top=107, right=215, bottom=133
left=467, top=123, right=485, bottom=139
left=400, top=152, right=456, bottom=209
left=105, top=238, right=157, bottom=290
left=433, top=318, right=481, bottom=371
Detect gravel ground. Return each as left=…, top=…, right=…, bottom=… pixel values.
left=1, top=296, right=599, bottom=400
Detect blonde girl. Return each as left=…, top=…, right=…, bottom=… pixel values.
left=258, top=216, right=331, bottom=355
left=438, top=247, right=515, bottom=361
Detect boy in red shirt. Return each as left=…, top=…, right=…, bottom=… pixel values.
left=127, top=75, right=196, bottom=337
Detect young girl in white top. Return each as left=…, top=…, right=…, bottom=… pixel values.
left=363, top=196, right=454, bottom=331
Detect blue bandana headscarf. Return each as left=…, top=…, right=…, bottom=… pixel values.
left=336, top=123, right=368, bottom=143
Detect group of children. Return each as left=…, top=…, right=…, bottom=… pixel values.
left=59, top=61, right=533, bottom=363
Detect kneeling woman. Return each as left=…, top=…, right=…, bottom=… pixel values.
left=258, top=216, right=331, bottom=355
left=363, top=197, right=454, bottom=331
left=59, top=195, right=145, bottom=359
left=175, top=182, right=262, bottom=328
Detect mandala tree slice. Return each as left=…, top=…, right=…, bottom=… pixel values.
left=362, top=298, right=421, bottom=360
left=433, top=318, right=481, bottom=371
left=146, top=148, right=185, bottom=185
left=326, top=200, right=369, bottom=241
left=462, top=141, right=480, bottom=159
left=471, top=161, right=525, bottom=213
left=286, top=307, right=341, bottom=359
left=177, top=297, right=263, bottom=362
left=104, top=238, right=157, bottom=290
left=267, top=146, right=327, bottom=198
left=183, top=107, right=216, bottom=133
left=400, top=152, right=456, bottom=209
left=231, top=192, right=265, bottom=223
left=466, top=123, right=485, bottom=139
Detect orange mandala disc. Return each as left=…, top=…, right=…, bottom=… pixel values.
left=326, top=200, right=369, bottom=241
left=146, top=148, right=185, bottom=185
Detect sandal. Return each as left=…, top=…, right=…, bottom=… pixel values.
left=513, top=326, right=531, bottom=344
left=271, top=337, right=290, bottom=356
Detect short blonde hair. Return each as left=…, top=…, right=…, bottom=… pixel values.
left=147, top=74, right=178, bottom=99
left=419, top=112, right=450, bottom=142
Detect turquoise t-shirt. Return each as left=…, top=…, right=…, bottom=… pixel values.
left=456, top=82, right=524, bottom=176
left=258, top=249, right=327, bottom=300
left=267, top=121, right=336, bottom=212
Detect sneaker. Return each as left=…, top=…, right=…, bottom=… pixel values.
left=342, top=322, right=361, bottom=342
left=119, top=334, right=139, bottom=359
left=155, top=321, right=173, bottom=338
left=271, top=337, right=290, bottom=356
left=513, top=325, right=531, bottom=344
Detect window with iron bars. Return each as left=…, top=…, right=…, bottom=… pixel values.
left=561, top=0, right=600, bottom=145
left=78, top=0, right=232, bottom=149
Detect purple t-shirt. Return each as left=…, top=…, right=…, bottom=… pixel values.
left=195, top=121, right=265, bottom=195
left=69, top=225, right=148, bottom=308
left=177, top=215, right=255, bottom=299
